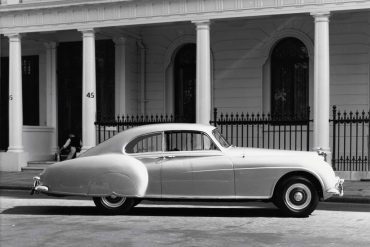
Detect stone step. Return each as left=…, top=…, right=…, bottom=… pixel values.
left=27, top=161, right=56, bottom=166
left=21, top=160, right=57, bottom=172
left=21, top=166, right=47, bottom=171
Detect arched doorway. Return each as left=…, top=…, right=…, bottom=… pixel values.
left=271, top=37, right=309, bottom=117
left=174, top=44, right=196, bottom=123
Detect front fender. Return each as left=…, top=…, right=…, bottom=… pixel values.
left=40, top=154, right=148, bottom=197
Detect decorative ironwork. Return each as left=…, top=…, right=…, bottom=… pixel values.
left=95, top=114, right=175, bottom=143
left=210, top=107, right=312, bottom=151
left=331, top=106, right=369, bottom=171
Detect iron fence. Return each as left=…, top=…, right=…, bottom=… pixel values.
left=95, top=114, right=174, bottom=143
left=331, top=106, right=369, bottom=171
left=94, top=106, right=369, bottom=172
left=210, top=107, right=312, bottom=151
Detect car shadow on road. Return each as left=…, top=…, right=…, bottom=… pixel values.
left=1, top=205, right=287, bottom=218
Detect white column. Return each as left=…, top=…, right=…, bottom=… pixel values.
left=7, top=33, right=23, bottom=153
left=80, top=29, right=96, bottom=151
left=113, top=37, right=127, bottom=116
left=312, top=12, right=331, bottom=158
left=193, top=20, right=212, bottom=124
left=45, top=42, right=58, bottom=154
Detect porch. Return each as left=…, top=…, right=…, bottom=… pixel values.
left=0, top=0, right=370, bottom=172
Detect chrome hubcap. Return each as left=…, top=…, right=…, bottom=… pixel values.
left=101, top=195, right=126, bottom=208
left=285, top=183, right=311, bottom=211
left=294, top=192, right=304, bottom=202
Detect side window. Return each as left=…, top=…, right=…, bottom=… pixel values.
left=126, top=133, right=162, bottom=154
left=165, top=131, right=218, bottom=151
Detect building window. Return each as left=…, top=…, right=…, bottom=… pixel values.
left=271, top=38, right=309, bottom=117
left=0, top=55, right=39, bottom=127
left=22, top=55, right=39, bottom=125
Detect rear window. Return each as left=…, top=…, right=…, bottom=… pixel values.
left=125, top=132, right=162, bottom=153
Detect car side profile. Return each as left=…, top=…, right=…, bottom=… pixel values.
left=32, top=123, right=343, bottom=217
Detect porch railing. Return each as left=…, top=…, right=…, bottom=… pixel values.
left=210, top=107, right=312, bottom=151
left=95, top=114, right=174, bottom=143
left=331, top=106, right=369, bottom=171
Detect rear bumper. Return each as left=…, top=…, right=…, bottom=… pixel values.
left=30, top=176, right=49, bottom=195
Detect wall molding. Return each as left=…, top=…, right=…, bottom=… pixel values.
left=1, top=0, right=370, bottom=34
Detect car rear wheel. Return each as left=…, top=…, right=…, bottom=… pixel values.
left=274, top=176, right=319, bottom=217
left=93, top=195, right=135, bottom=214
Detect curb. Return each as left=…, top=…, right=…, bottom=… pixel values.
left=326, top=196, right=370, bottom=204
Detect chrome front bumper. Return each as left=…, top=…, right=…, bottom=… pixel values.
left=326, top=177, right=344, bottom=197
left=30, top=176, right=49, bottom=195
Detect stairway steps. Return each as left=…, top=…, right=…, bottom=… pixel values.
left=22, top=160, right=56, bottom=171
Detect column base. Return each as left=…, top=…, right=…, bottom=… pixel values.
left=80, top=146, right=94, bottom=153
left=7, top=146, right=24, bottom=153
left=50, top=146, right=59, bottom=155
left=0, top=151, right=29, bottom=171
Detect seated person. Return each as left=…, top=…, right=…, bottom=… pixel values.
left=60, top=133, right=82, bottom=160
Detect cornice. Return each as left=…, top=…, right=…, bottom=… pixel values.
left=1, top=0, right=369, bottom=34
left=0, top=0, right=131, bottom=12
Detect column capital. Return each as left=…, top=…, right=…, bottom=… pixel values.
left=113, top=36, right=127, bottom=46
left=78, top=28, right=95, bottom=37
left=4, top=33, right=22, bottom=41
left=44, top=41, right=58, bottom=49
left=311, top=12, right=330, bottom=22
left=192, top=20, right=211, bottom=29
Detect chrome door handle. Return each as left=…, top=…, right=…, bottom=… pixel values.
left=164, top=155, right=175, bottom=159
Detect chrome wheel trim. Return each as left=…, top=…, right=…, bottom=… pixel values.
left=101, top=195, right=126, bottom=208
left=284, top=183, right=312, bottom=211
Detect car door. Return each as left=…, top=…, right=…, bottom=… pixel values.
left=161, top=131, right=235, bottom=198
left=126, top=132, right=163, bottom=198
left=161, top=131, right=194, bottom=197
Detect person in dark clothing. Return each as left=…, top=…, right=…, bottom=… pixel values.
left=60, top=133, right=82, bottom=160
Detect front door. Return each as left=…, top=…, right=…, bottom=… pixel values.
left=174, top=44, right=196, bottom=123
left=57, top=40, right=115, bottom=147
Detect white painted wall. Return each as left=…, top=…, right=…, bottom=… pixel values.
left=330, top=11, right=370, bottom=113
left=141, top=12, right=369, bottom=116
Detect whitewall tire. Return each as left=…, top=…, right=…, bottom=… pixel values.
left=93, top=196, right=135, bottom=214
left=274, top=176, right=319, bottom=217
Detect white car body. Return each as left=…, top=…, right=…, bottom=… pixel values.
left=33, top=123, right=343, bottom=216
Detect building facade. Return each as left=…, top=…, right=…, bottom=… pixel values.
left=0, top=0, right=369, bottom=172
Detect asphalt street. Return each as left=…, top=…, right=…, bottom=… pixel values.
left=1, top=190, right=370, bottom=247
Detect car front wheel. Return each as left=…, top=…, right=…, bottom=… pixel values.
left=93, top=196, right=135, bottom=214
left=274, top=176, right=319, bottom=217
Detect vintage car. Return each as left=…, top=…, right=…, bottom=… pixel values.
left=32, top=123, right=343, bottom=217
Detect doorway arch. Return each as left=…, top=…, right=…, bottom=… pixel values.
left=270, top=37, right=309, bottom=116
left=261, top=29, right=314, bottom=114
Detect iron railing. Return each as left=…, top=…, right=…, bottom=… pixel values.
left=331, top=106, right=369, bottom=171
left=95, top=114, right=174, bottom=143
left=210, top=107, right=312, bottom=151
left=94, top=106, right=370, bottom=172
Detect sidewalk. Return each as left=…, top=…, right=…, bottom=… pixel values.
left=1, top=171, right=370, bottom=203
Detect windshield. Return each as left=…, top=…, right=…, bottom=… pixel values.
left=212, top=129, right=231, bottom=148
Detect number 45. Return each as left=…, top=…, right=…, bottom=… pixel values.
left=86, top=92, right=95, bottom=98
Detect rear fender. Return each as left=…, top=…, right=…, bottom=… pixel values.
left=41, top=154, right=148, bottom=197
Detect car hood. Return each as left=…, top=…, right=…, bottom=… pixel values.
left=224, top=146, right=329, bottom=170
